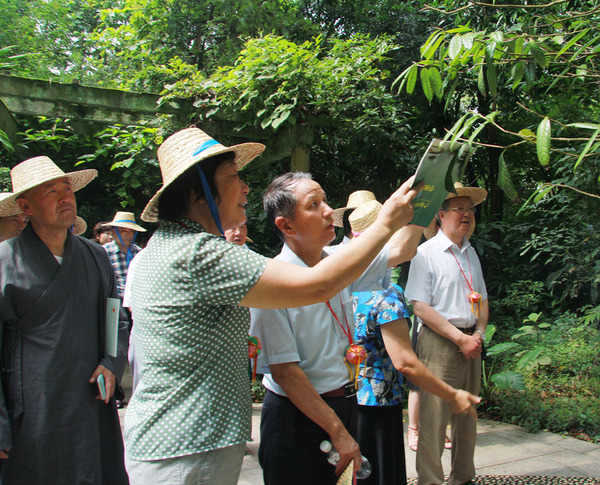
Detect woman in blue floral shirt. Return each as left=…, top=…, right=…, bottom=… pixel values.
left=350, top=200, right=480, bottom=485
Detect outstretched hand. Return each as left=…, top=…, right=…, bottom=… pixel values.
left=450, top=389, right=481, bottom=418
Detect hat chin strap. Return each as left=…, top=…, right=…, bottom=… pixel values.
left=114, top=226, right=137, bottom=266
left=195, top=163, right=224, bottom=237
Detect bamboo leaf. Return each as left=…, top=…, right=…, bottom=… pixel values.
left=568, top=122, right=600, bottom=130
left=536, top=117, right=551, bottom=166
left=573, top=129, right=600, bottom=171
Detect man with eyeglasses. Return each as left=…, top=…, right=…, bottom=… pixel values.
left=405, top=182, right=489, bottom=485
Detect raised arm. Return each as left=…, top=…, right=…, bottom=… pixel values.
left=241, top=177, right=420, bottom=309
left=386, top=225, right=424, bottom=267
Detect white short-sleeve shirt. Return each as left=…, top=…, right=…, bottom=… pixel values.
left=405, top=230, right=487, bottom=328
left=250, top=242, right=390, bottom=395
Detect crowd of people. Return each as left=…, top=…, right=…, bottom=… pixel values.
left=0, top=126, right=488, bottom=485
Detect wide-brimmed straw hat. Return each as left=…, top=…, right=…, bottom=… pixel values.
left=8, top=156, right=97, bottom=202
left=0, top=193, right=23, bottom=217
left=423, top=182, right=487, bottom=240
left=141, top=128, right=265, bottom=223
left=104, top=211, right=146, bottom=232
left=348, top=199, right=382, bottom=234
left=332, top=190, right=377, bottom=227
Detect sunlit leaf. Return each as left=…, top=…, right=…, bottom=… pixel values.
left=536, top=117, right=551, bottom=166
left=448, top=35, right=463, bottom=59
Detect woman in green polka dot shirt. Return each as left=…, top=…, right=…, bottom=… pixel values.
left=123, top=128, right=421, bottom=485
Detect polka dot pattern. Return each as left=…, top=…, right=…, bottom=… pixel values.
left=124, top=219, right=267, bottom=460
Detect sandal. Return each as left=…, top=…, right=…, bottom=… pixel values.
left=444, top=435, right=452, bottom=449
left=408, top=426, right=418, bottom=452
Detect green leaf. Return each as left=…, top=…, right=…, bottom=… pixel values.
left=448, top=35, right=463, bottom=59
left=491, top=371, right=526, bottom=391
left=518, top=128, right=536, bottom=140
left=477, top=65, right=486, bottom=97
left=406, top=65, right=418, bottom=94
left=536, top=117, right=551, bottom=166
left=555, top=28, right=589, bottom=59
left=420, top=68, right=434, bottom=104
left=573, top=128, right=600, bottom=171
left=511, top=61, right=525, bottom=91
left=529, top=41, right=548, bottom=67
left=568, top=122, right=600, bottom=130
left=486, top=342, right=520, bottom=356
left=428, top=67, right=443, bottom=99
left=486, top=56, right=497, bottom=97
left=497, top=153, right=518, bottom=201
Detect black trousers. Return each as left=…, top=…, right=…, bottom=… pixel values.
left=357, top=403, right=407, bottom=485
left=258, top=389, right=358, bottom=485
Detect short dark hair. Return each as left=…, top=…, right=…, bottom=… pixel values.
left=263, top=172, right=313, bottom=242
left=157, top=152, right=235, bottom=222
left=93, top=222, right=111, bottom=241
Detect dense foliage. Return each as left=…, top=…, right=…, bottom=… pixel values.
left=0, top=0, right=598, bottom=441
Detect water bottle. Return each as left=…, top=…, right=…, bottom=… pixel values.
left=319, top=440, right=372, bottom=479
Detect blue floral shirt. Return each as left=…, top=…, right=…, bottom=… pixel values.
left=353, top=283, right=411, bottom=406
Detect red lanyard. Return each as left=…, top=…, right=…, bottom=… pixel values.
left=449, top=247, right=474, bottom=293
left=326, top=296, right=353, bottom=347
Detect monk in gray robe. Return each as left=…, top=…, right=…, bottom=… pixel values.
left=0, top=156, right=129, bottom=485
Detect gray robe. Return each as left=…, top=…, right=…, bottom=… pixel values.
left=0, top=224, right=129, bottom=485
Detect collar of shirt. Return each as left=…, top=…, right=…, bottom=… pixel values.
left=434, top=229, right=472, bottom=254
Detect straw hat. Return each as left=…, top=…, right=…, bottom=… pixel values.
left=0, top=193, right=23, bottom=217
left=423, top=182, right=487, bottom=240
left=141, top=128, right=265, bottom=222
left=332, top=190, right=377, bottom=227
left=104, top=211, right=146, bottom=232
left=9, top=156, right=97, bottom=201
left=348, top=199, right=382, bottom=234
left=73, top=216, right=87, bottom=236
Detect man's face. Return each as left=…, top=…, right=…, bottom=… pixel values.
left=0, top=214, right=28, bottom=242
left=225, top=223, right=248, bottom=246
left=213, top=160, right=250, bottom=232
left=285, top=179, right=335, bottom=248
left=18, top=177, right=77, bottom=231
left=439, top=196, right=475, bottom=240
left=112, top=227, right=136, bottom=249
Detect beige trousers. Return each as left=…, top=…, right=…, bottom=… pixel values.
left=416, top=325, right=481, bottom=485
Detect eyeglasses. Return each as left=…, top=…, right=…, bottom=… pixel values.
left=446, top=207, right=475, bottom=214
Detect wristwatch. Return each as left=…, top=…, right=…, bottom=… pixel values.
left=476, top=329, right=486, bottom=341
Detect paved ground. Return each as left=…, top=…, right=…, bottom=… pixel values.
left=117, top=366, right=600, bottom=483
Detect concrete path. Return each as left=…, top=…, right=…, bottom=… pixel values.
left=117, top=366, right=600, bottom=483
left=239, top=404, right=600, bottom=484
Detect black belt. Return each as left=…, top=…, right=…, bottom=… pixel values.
left=457, top=326, right=476, bottom=335
left=321, top=382, right=356, bottom=399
